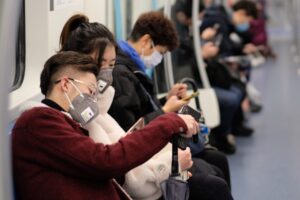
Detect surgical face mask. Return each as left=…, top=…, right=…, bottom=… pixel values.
left=64, top=80, right=99, bottom=126
left=97, top=68, right=113, bottom=85
left=235, top=22, right=250, bottom=33
left=141, top=41, right=163, bottom=69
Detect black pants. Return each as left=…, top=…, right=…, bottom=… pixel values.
left=188, top=158, right=233, bottom=200
left=194, top=149, right=231, bottom=189
left=158, top=158, right=233, bottom=200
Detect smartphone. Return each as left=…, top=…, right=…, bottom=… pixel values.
left=182, top=91, right=199, bottom=101
left=178, top=105, right=201, bottom=143
left=98, top=79, right=110, bottom=94
left=178, top=105, right=201, bottom=122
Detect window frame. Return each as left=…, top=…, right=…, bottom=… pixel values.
left=11, top=0, right=25, bottom=91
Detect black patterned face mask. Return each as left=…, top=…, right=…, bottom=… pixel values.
left=97, top=68, right=113, bottom=85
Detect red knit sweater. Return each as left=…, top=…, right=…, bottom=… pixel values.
left=12, top=107, right=187, bottom=200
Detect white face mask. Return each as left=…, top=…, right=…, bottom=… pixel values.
left=141, top=41, right=163, bottom=69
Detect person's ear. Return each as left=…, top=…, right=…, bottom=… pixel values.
left=247, top=16, right=254, bottom=21
left=140, top=34, right=152, bottom=49
left=59, top=76, right=71, bottom=93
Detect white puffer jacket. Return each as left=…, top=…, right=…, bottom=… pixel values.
left=85, top=86, right=173, bottom=200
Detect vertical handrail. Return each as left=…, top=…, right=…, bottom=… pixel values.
left=114, top=0, right=123, bottom=40
left=125, top=0, right=133, bottom=38
left=0, top=0, right=21, bottom=199
left=105, top=0, right=109, bottom=26
left=163, top=0, right=175, bottom=91
left=192, top=0, right=211, bottom=88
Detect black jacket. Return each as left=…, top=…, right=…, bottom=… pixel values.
left=201, top=6, right=250, bottom=57
left=206, top=59, right=232, bottom=89
left=108, top=49, right=165, bottom=131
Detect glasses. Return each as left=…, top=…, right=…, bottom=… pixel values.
left=55, top=77, right=98, bottom=100
left=151, top=40, right=167, bottom=55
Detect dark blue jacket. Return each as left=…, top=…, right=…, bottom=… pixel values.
left=200, top=6, right=247, bottom=57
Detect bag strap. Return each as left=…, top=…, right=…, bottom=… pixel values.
left=171, top=135, right=180, bottom=176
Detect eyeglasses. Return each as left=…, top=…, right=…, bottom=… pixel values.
left=151, top=40, right=167, bottom=55
left=55, top=77, right=98, bottom=100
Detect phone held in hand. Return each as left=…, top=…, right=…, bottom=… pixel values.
left=182, top=91, right=199, bottom=101
left=178, top=105, right=201, bottom=121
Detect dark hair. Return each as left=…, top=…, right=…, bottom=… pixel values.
left=40, top=51, right=99, bottom=96
left=129, top=11, right=179, bottom=51
left=232, top=0, right=258, bottom=19
left=59, top=14, right=117, bottom=65
left=181, top=0, right=205, bottom=19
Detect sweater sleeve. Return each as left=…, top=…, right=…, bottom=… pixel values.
left=13, top=108, right=187, bottom=182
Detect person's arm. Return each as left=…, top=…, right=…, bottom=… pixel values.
left=17, top=108, right=188, bottom=182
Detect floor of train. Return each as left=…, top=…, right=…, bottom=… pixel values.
left=228, top=38, right=300, bottom=199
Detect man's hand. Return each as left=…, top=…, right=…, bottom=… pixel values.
left=167, top=83, right=188, bottom=100
left=202, top=42, right=219, bottom=59
left=243, top=43, right=257, bottom=54
left=201, top=27, right=217, bottom=40
left=177, top=114, right=199, bottom=138
left=162, top=96, right=188, bottom=113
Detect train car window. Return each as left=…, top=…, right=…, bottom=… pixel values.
left=11, top=0, right=25, bottom=91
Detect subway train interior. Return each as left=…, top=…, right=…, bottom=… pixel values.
left=1, top=0, right=300, bottom=199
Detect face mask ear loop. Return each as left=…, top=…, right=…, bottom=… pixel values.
left=151, top=40, right=155, bottom=49
left=69, top=80, right=84, bottom=98
left=141, top=47, right=145, bottom=58
left=64, top=92, right=75, bottom=110
left=151, top=40, right=162, bottom=57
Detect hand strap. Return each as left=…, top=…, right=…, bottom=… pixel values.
left=171, top=135, right=180, bottom=176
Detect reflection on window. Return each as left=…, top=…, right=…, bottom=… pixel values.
left=11, top=0, right=25, bottom=91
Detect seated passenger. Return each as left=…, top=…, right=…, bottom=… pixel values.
left=200, top=0, right=258, bottom=57
left=249, top=0, right=276, bottom=59
left=106, top=11, right=232, bottom=189
left=200, top=1, right=258, bottom=137
left=202, top=42, right=246, bottom=154
left=12, top=51, right=199, bottom=200
left=58, top=14, right=233, bottom=200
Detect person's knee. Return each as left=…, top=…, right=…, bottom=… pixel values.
left=217, top=93, right=240, bottom=110
left=189, top=174, right=232, bottom=200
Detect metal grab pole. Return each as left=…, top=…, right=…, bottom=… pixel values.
left=163, top=0, right=175, bottom=91
left=192, top=0, right=211, bottom=88
left=0, top=0, right=21, bottom=199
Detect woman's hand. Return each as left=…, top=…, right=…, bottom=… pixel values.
left=178, top=147, right=193, bottom=171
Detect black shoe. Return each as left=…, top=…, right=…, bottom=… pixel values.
left=233, top=125, right=254, bottom=137
left=210, top=134, right=236, bottom=155
left=250, top=102, right=262, bottom=113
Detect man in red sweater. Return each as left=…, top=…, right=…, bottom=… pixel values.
left=12, top=51, right=199, bottom=200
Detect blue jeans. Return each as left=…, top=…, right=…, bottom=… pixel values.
left=213, top=86, right=244, bottom=137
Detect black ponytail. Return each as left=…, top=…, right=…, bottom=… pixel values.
left=59, top=14, right=89, bottom=51
left=59, top=14, right=117, bottom=66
